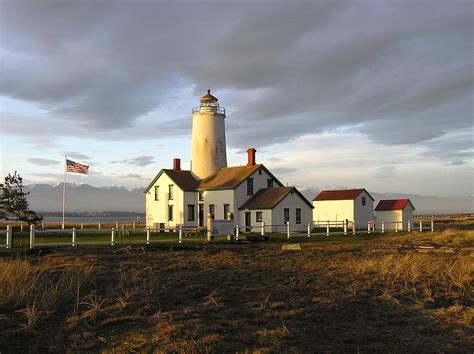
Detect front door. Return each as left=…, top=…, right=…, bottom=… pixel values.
left=198, top=204, right=204, bottom=227
left=245, top=212, right=251, bottom=232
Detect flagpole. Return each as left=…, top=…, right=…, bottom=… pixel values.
left=62, top=156, right=67, bottom=229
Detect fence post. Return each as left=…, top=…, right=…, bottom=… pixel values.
left=179, top=226, right=182, bottom=244
left=419, top=221, right=422, bottom=232
left=344, top=220, right=347, bottom=235
left=352, top=221, right=356, bottom=236
left=98, top=222, right=101, bottom=229
left=307, top=223, right=311, bottom=238
left=116, top=221, right=119, bottom=229
left=133, top=221, right=136, bottom=229
left=30, top=224, right=35, bottom=249
left=111, top=228, right=115, bottom=246
left=367, top=221, right=371, bottom=234
left=20, top=221, right=24, bottom=231
left=407, top=221, right=411, bottom=232
left=395, top=222, right=398, bottom=233
left=236, top=225, right=239, bottom=241
left=80, top=222, right=83, bottom=229
left=41, top=222, right=44, bottom=229
left=146, top=229, right=150, bottom=245
left=326, top=221, right=330, bottom=236
left=286, top=221, right=290, bottom=239
left=121, top=225, right=125, bottom=237
left=382, top=221, right=385, bottom=233
left=261, top=222, right=265, bottom=236
left=6, top=225, right=12, bottom=249
left=431, top=219, right=434, bottom=232
left=72, top=227, right=77, bottom=247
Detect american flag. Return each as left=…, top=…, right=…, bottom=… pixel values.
left=66, top=159, right=89, bottom=174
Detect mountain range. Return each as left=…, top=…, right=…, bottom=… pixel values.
left=24, top=183, right=473, bottom=215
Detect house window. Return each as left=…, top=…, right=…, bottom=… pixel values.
left=256, top=211, right=263, bottom=222
left=198, top=192, right=204, bottom=201
left=296, top=208, right=301, bottom=224
left=188, top=204, right=195, bottom=221
left=247, top=178, right=254, bottom=195
left=168, top=185, right=174, bottom=200
left=168, top=205, right=174, bottom=221
left=258, top=169, right=262, bottom=175
left=209, top=204, right=215, bottom=219
left=154, top=186, right=159, bottom=201
left=267, top=179, right=273, bottom=188
left=362, top=197, right=366, bottom=206
left=223, top=204, right=230, bottom=219
left=284, top=208, right=290, bottom=223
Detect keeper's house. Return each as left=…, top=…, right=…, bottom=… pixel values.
left=375, top=199, right=415, bottom=230
left=145, top=90, right=313, bottom=232
left=312, top=189, right=375, bottom=227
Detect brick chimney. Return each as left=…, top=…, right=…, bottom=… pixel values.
left=247, top=148, right=256, bottom=167
left=173, top=158, right=181, bottom=171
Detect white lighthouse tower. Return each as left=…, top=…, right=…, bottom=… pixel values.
left=190, top=90, right=227, bottom=179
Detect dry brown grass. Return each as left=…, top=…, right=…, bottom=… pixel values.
left=0, top=233, right=473, bottom=352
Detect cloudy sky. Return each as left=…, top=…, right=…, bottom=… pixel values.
left=1, top=0, right=473, bottom=198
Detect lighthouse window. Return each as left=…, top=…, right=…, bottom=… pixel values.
left=247, top=178, right=254, bottom=195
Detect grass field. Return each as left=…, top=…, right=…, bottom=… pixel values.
left=0, top=229, right=472, bottom=352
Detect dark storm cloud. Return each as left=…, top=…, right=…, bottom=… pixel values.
left=1, top=0, right=472, bottom=163
left=27, top=158, right=60, bottom=166
left=110, top=156, right=155, bottom=166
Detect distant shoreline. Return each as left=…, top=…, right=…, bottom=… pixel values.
left=38, top=212, right=145, bottom=217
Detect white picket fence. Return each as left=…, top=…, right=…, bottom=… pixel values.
left=0, top=219, right=436, bottom=249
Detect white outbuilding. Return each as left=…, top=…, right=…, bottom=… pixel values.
left=312, top=189, right=375, bottom=228
left=375, top=199, right=416, bottom=231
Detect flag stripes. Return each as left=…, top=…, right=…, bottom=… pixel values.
left=66, top=159, right=89, bottom=174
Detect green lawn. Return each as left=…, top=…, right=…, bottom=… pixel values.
left=0, top=227, right=386, bottom=249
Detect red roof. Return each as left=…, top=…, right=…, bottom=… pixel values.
left=375, top=199, right=415, bottom=211
left=313, top=188, right=374, bottom=201
left=200, top=89, right=218, bottom=102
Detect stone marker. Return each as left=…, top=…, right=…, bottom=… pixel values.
left=282, top=243, right=302, bottom=251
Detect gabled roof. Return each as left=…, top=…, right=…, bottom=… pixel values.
left=313, top=188, right=374, bottom=201
left=239, top=187, right=314, bottom=210
left=375, top=199, right=415, bottom=211
left=198, top=164, right=283, bottom=190
left=144, top=169, right=199, bottom=193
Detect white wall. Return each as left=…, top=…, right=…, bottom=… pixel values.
left=353, top=191, right=375, bottom=227
left=145, top=172, right=184, bottom=228
left=376, top=205, right=415, bottom=231
left=271, top=191, right=312, bottom=233
left=203, top=189, right=235, bottom=221
left=183, top=191, right=198, bottom=227
left=313, top=200, right=354, bottom=223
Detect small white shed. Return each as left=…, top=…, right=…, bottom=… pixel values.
left=375, top=199, right=416, bottom=231
left=312, top=189, right=375, bottom=228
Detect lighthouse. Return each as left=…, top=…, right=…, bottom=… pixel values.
left=190, top=90, right=228, bottom=179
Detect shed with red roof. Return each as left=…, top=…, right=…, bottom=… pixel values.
left=375, top=199, right=415, bottom=230
left=312, top=189, right=375, bottom=228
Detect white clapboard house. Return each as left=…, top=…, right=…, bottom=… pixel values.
left=145, top=91, right=313, bottom=232
left=312, top=189, right=375, bottom=228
